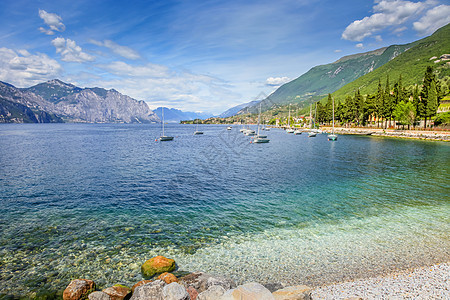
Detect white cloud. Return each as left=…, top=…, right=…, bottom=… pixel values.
left=392, top=26, right=408, bottom=34
left=51, top=38, right=95, bottom=63
left=0, top=47, right=62, bottom=87
left=342, top=0, right=427, bottom=41
left=374, top=35, right=383, bottom=42
left=266, top=76, right=291, bottom=86
left=413, top=4, right=450, bottom=36
left=334, top=49, right=342, bottom=53
left=90, top=39, right=141, bottom=60
left=356, top=43, right=364, bottom=48
left=99, top=61, right=169, bottom=77
left=38, top=9, right=65, bottom=35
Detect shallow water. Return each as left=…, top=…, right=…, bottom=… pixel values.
left=0, top=124, right=449, bottom=297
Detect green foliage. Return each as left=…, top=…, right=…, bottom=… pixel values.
left=434, top=112, right=450, bottom=126
left=393, top=101, right=416, bottom=126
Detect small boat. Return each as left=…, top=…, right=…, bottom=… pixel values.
left=193, top=119, right=203, bottom=135
left=327, top=95, right=338, bottom=141
left=252, top=103, right=270, bottom=143
left=308, top=131, right=317, bottom=137
left=286, top=128, right=295, bottom=133
left=159, top=107, right=174, bottom=141
left=244, top=130, right=256, bottom=136
left=227, top=126, right=232, bottom=130
left=294, top=130, right=302, bottom=135
left=264, top=127, right=270, bottom=131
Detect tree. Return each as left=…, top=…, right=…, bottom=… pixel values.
left=383, top=75, right=395, bottom=128
left=375, top=79, right=384, bottom=128
left=393, top=101, right=416, bottom=130
left=421, top=66, right=441, bottom=128
left=326, top=94, right=333, bottom=124
left=412, top=85, right=420, bottom=128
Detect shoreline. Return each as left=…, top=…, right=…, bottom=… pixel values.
left=321, top=126, right=450, bottom=141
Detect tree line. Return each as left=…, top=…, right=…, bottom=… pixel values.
left=315, top=66, right=446, bottom=129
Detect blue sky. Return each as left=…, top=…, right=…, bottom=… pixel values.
left=0, top=0, right=449, bottom=114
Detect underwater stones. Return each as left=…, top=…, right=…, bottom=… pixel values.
left=222, top=282, right=274, bottom=300
left=130, top=280, right=165, bottom=300
left=272, top=285, right=312, bottom=300
left=131, top=280, right=152, bottom=293
left=63, top=279, right=96, bottom=300
left=197, top=285, right=226, bottom=300
left=102, top=284, right=131, bottom=300
left=141, top=256, right=175, bottom=278
left=157, top=272, right=178, bottom=284
left=88, top=291, right=112, bottom=300
left=162, top=282, right=190, bottom=300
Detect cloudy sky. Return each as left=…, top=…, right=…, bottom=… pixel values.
left=0, top=0, right=449, bottom=114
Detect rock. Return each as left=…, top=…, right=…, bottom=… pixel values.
left=197, top=285, right=226, bottom=300
left=157, top=272, right=178, bottom=284
left=63, top=279, right=96, bottom=300
left=272, top=285, right=312, bottom=300
left=162, top=282, right=190, bottom=300
left=102, top=284, right=131, bottom=300
left=186, top=286, right=199, bottom=300
left=179, top=272, right=235, bottom=293
left=141, top=256, right=176, bottom=278
left=130, top=280, right=165, bottom=300
left=131, top=280, right=152, bottom=293
left=221, top=282, right=274, bottom=300
left=263, top=283, right=285, bottom=293
left=88, top=292, right=112, bottom=300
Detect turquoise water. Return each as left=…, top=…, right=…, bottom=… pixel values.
left=0, top=124, right=449, bottom=297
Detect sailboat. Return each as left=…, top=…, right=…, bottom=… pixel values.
left=308, top=104, right=317, bottom=137
left=159, top=107, right=174, bottom=141
left=253, top=103, right=269, bottom=143
left=328, top=96, right=338, bottom=141
left=194, top=118, right=203, bottom=135
left=286, top=104, right=294, bottom=133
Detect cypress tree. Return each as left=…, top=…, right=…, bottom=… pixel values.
left=383, top=75, right=393, bottom=128
left=375, top=79, right=383, bottom=128
left=412, top=85, right=420, bottom=129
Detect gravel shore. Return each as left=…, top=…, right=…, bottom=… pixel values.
left=311, top=262, right=450, bottom=299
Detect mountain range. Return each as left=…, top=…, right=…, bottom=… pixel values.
left=153, top=107, right=214, bottom=123
left=0, top=79, right=159, bottom=123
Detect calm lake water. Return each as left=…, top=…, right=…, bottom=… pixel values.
left=0, top=123, right=449, bottom=297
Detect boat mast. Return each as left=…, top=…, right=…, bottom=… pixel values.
left=288, top=104, right=291, bottom=127
left=309, top=105, right=312, bottom=129
left=162, top=107, right=165, bottom=136
left=257, top=102, right=261, bottom=136
left=332, top=96, right=335, bottom=135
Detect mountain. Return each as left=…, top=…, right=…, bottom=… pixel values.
left=0, top=79, right=160, bottom=123
left=153, top=107, right=214, bottom=123
left=329, top=23, right=450, bottom=102
left=243, top=42, right=418, bottom=114
left=218, top=100, right=261, bottom=118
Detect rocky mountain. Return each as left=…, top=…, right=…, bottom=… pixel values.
left=0, top=79, right=160, bottom=123
left=153, top=107, right=214, bottom=123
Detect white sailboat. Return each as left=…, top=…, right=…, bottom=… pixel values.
left=328, top=96, right=338, bottom=141
left=286, top=104, right=294, bottom=133
left=159, top=107, right=174, bottom=141
left=308, top=104, right=317, bottom=137
left=194, top=118, right=203, bottom=135
left=253, top=103, right=270, bottom=143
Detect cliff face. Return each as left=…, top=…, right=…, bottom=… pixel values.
left=0, top=80, right=160, bottom=123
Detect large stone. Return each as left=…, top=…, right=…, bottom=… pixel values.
left=272, top=285, right=312, bottom=300
left=88, top=291, right=112, bottom=300
left=141, top=256, right=176, bottom=278
left=221, top=282, right=275, bottom=300
left=131, top=280, right=152, bottom=293
left=157, top=272, right=178, bottom=284
left=197, top=285, right=226, bottom=300
left=179, top=272, right=235, bottom=293
left=63, top=279, right=96, bottom=300
left=186, top=286, right=199, bottom=300
left=102, top=285, right=131, bottom=300
left=130, top=280, right=165, bottom=300
left=162, top=282, right=189, bottom=300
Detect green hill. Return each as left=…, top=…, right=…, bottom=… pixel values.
left=330, top=23, right=450, bottom=103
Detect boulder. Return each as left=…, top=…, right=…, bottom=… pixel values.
left=88, top=291, right=112, bottom=300
left=157, top=272, right=178, bottom=284
left=131, top=280, right=152, bottom=293
left=221, top=282, right=274, bottom=300
left=130, top=280, right=165, bottom=300
left=102, top=284, right=131, bottom=300
left=141, top=256, right=175, bottom=278
left=272, top=285, right=312, bottom=300
left=63, top=279, right=96, bottom=300
left=197, top=285, right=225, bottom=300
left=179, top=272, right=235, bottom=293
left=162, top=282, right=190, bottom=300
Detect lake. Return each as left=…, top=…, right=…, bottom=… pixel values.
left=0, top=123, right=449, bottom=297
